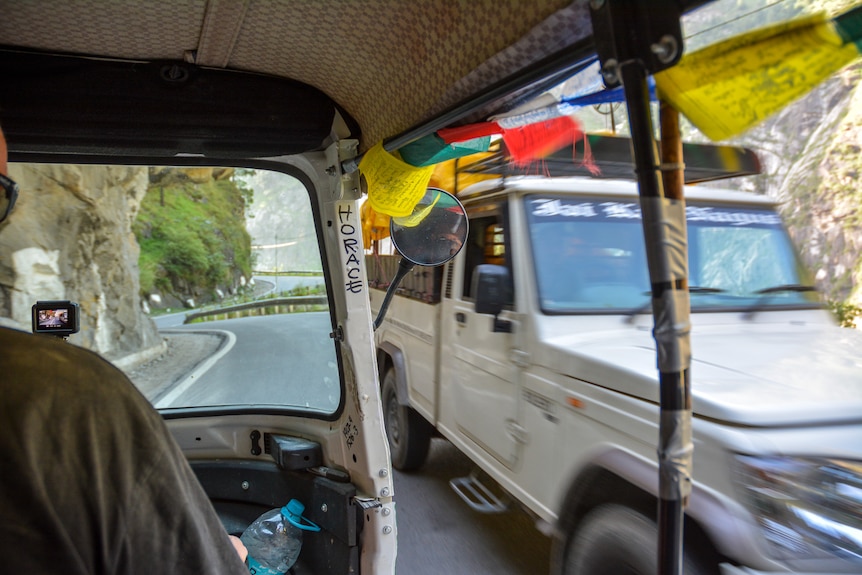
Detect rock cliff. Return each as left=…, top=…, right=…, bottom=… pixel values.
left=0, top=163, right=162, bottom=361
left=720, top=64, right=862, bottom=310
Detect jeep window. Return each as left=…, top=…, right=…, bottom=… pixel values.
left=462, top=207, right=514, bottom=308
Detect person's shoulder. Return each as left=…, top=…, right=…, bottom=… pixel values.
left=0, top=326, right=162, bottom=429
left=2, top=325, right=108, bottom=361
left=0, top=326, right=133, bottom=388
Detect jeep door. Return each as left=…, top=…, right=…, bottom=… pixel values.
left=443, top=203, right=524, bottom=469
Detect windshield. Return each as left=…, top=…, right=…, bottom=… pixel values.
left=1, top=162, right=340, bottom=415
left=527, top=195, right=820, bottom=314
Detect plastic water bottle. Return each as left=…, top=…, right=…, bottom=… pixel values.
left=240, top=499, right=321, bottom=574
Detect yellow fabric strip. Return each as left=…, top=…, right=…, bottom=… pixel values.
left=392, top=189, right=441, bottom=228
left=359, top=142, right=435, bottom=218
left=656, top=13, right=860, bottom=141
left=360, top=200, right=391, bottom=250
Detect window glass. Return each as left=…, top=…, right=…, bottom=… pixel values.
left=484, top=224, right=506, bottom=265
left=0, top=163, right=340, bottom=415
left=691, top=227, right=797, bottom=295
left=526, top=195, right=818, bottom=313
left=462, top=210, right=514, bottom=307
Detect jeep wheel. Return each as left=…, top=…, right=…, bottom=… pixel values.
left=564, top=504, right=708, bottom=575
left=382, top=367, right=431, bottom=471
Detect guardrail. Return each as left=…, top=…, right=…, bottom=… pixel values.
left=184, top=295, right=328, bottom=324
left=251, top=271, right=324, bottom=277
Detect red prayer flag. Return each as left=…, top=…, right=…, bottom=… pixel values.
left=502, top=116, right=582, bottom=167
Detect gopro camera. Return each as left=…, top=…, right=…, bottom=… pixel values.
left=32, top=300, right=80, bottom=337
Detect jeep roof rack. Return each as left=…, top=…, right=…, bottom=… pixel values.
left=454, top=133, right=761, bottom=186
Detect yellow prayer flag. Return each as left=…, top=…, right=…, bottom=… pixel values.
left=359, top=143, right=435, bottom=218
left=360, top=200, right=392, bottom=250
left=392, top=188, right=441, bottom=228
left=655, top=12, right=861, bottom=141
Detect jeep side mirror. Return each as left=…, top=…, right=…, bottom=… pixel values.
left=472, top=264, right=513, bottom=333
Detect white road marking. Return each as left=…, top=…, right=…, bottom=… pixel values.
left=154, top=329, right=237, bottom=408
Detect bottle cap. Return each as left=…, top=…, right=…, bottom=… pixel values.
left=281, top=499, right=322, bottom=532
left=285, top=499, right=305, bottom=518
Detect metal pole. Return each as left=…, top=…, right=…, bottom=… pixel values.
left=618, top=61, right=693, bottom=575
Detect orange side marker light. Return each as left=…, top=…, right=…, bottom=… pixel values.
left=567, top=397, right=585, bottom=409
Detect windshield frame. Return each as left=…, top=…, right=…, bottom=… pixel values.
left=7, top=151, right=347, bottom=422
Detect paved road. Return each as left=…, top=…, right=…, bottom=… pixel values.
left=394, top=439, right=552, bottom=574
left=153, top=310, right=187, bottom=329
left=157, top=313, right=339, bottom=411
left=150, top=275, right=323, bottom=330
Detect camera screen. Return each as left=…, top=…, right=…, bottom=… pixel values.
left=32, top=301, right=80, bottom=336
left=37, top=307, right=72, bottom=329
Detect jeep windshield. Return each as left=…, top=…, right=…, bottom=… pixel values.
left=527, top=194, right=821, bottom=314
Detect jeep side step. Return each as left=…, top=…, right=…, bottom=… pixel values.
left=449, top=469, right=510, bottom=514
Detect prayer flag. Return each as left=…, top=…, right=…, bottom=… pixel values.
left=655, top=7, right=862, bottom=141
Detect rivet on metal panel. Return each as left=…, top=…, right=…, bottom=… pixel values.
left=601, top=59, right=620, bottom=86
left=651, top=35, right=679, bottom=64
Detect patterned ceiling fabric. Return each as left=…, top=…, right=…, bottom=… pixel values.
left=196, top=0, right=252, bottom=68
left=434, top=1, right=593, bottom=126
left=0, top=0, right=591, bottom=151
left=0, top=0, right=208, bottom=60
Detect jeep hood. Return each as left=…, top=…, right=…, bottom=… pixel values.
left=538, top=315, right=862, bottom=426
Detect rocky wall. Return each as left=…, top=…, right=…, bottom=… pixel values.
left=0, top=163, right=162, bottom=361
left=717, top=64, right=862, bottom=309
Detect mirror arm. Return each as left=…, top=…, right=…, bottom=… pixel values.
left=373, top=257, right=415, bottom=331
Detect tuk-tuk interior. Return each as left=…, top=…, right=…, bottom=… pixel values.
left=1, top=1, right=853, bottom=574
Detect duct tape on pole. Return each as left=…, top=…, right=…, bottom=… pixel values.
left=618, top=60, right=692, bottom=575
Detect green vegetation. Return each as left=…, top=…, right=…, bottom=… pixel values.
left=133, top=169, right=253, bottom=300
left=830, top=300, right=862, bottom=328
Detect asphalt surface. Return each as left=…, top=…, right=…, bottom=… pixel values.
left=154, top=313, right=339, bottom=411
left=394, top=439, right=552, bottom=574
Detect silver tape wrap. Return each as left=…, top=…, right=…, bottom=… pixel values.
left=646, top=196, right=691, bottom=373
left=658, top=408, right=693, bottom=501
left=654, top=289, right=692, bottom=373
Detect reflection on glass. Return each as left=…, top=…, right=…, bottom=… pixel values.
left=391, top=188, right=468, bottom=266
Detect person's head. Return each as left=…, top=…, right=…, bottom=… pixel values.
left=0, top=123, right=7, bottom=173
left=0, top=123, right=19, bottom=223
